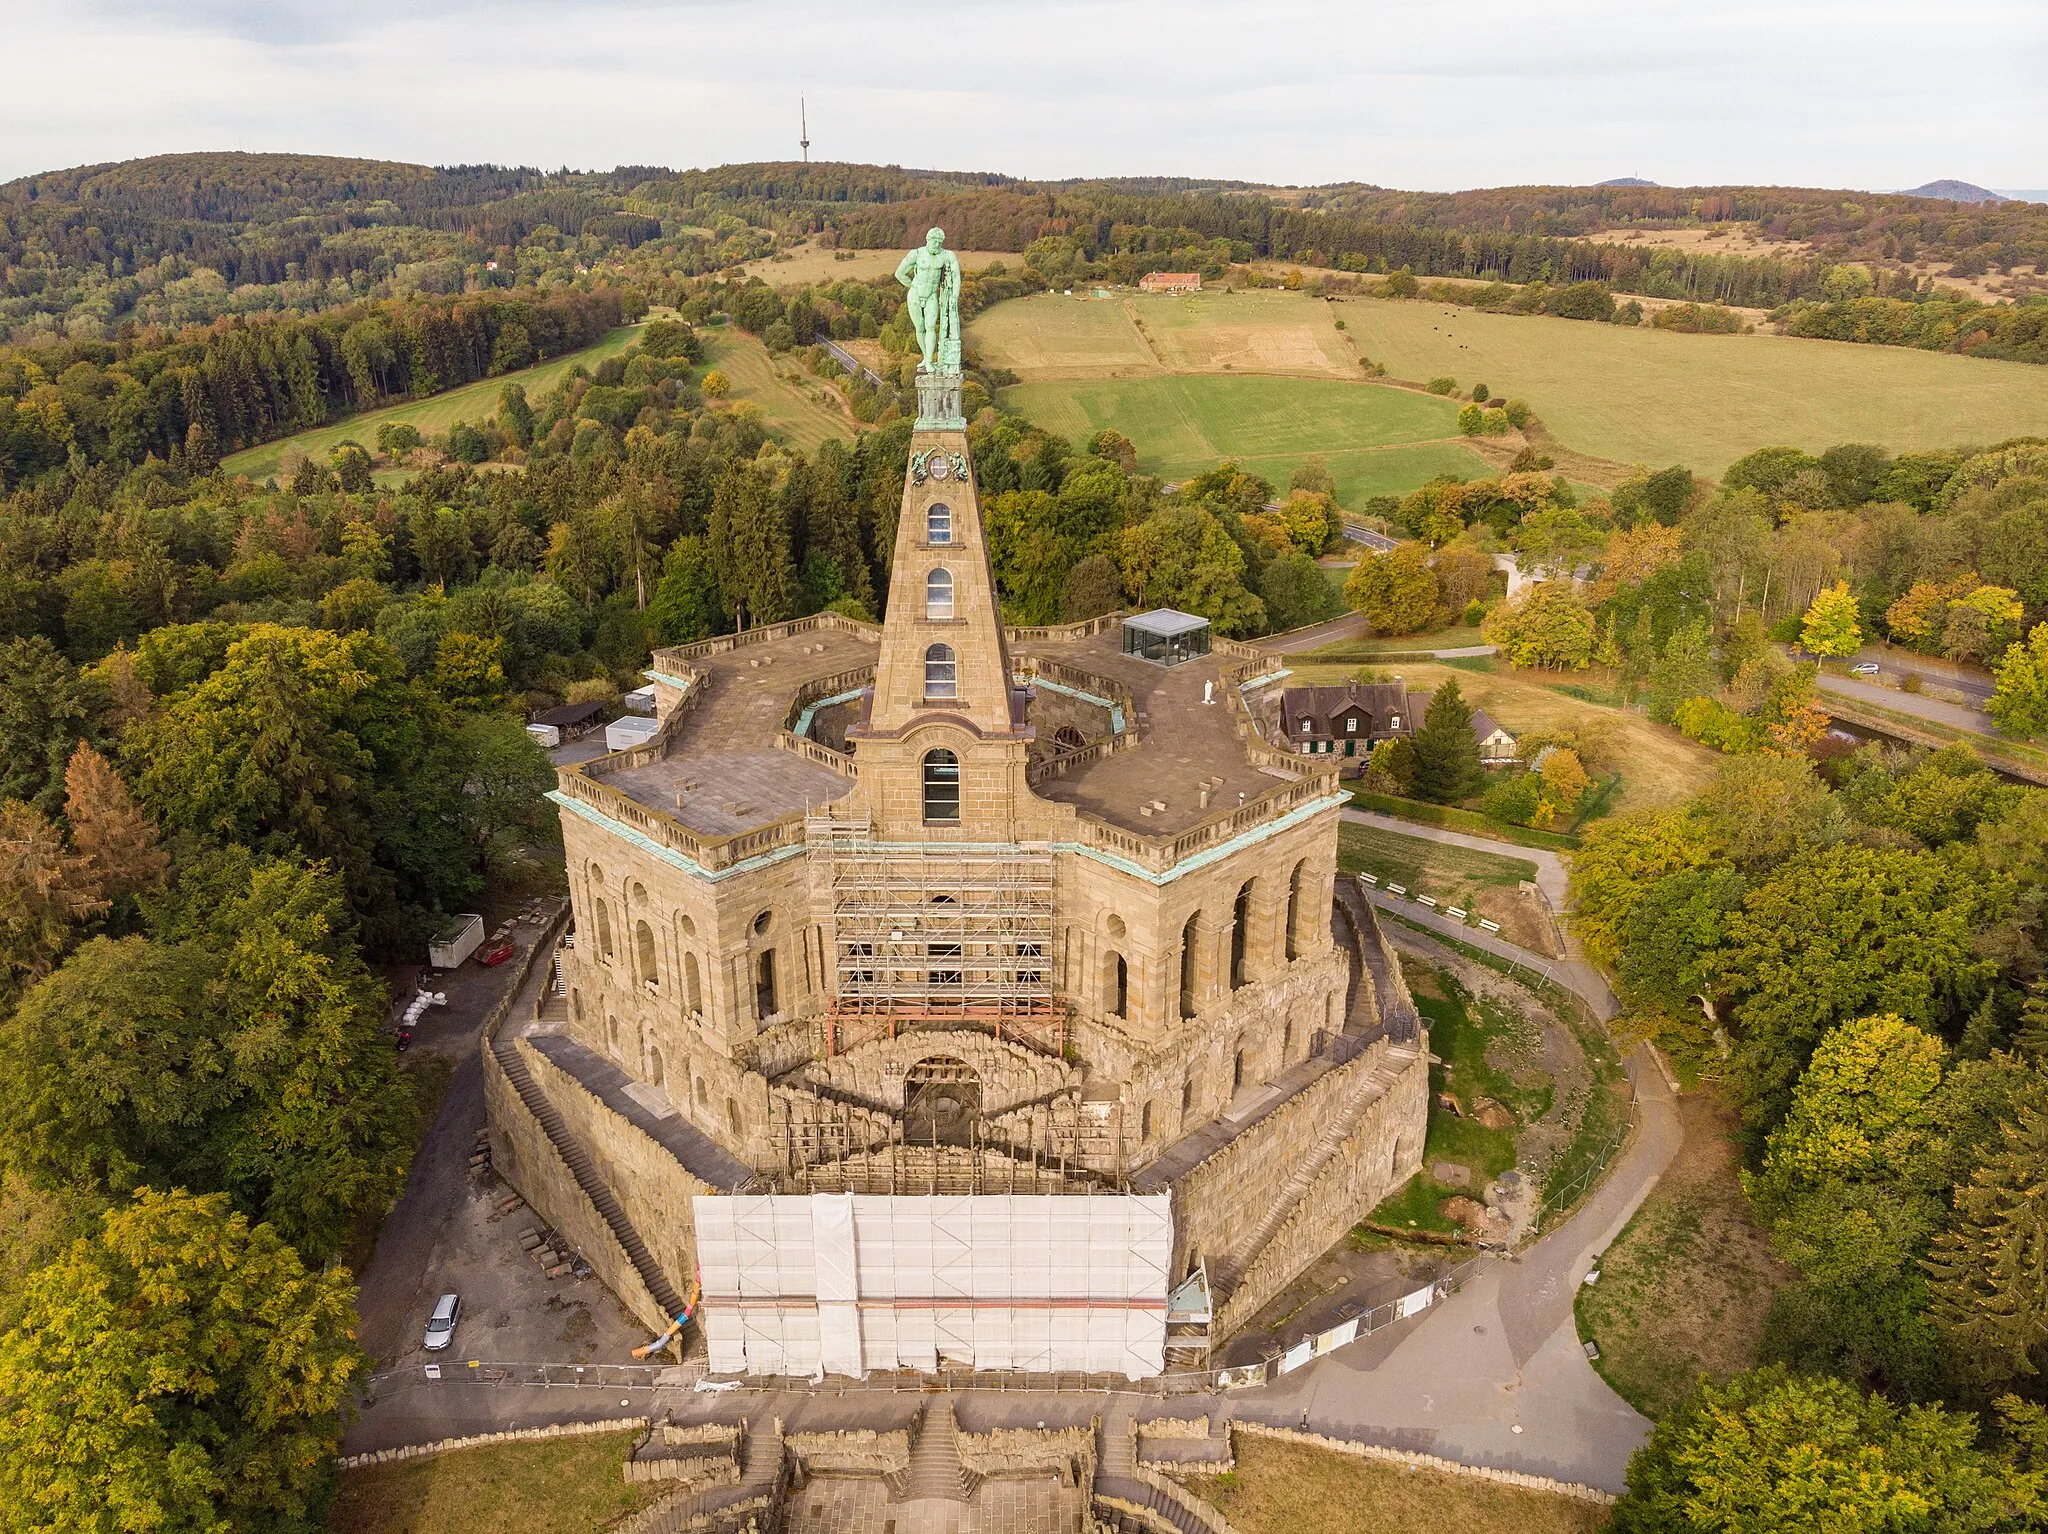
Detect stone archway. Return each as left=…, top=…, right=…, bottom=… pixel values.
left=903, top=1055, right=981, bottom=1146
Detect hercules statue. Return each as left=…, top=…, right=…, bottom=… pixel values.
left=895, top=226, right=962, bottom=372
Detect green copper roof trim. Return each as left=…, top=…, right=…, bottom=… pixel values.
left=1056, top=791, right=1348, bottom=886
left=794, top=687, right=868, bottom=740
left=1014, top=672, right=1126, bottom=734
left=547, top=791, right=806, bottom=883
left=1239, top=668, right=1292, bottom=691
left=643, top=670, right=693, bottom=692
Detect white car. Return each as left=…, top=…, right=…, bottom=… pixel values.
left=1850, top=661, right=1881, bottom=676
left=423, top=1292, right=461, bottom=1351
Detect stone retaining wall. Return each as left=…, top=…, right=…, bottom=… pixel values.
left=337, top=1416, right=646, bottom=1471
left=1215, top=1042, right=1430, bottom=1335
left=1232, top=1422, right=1618, bottom=1505
left=957, top=1423, right=1096, bottom=1483
left=482, top=1035, right=669, bottom=1334
left=784, top=1427, right=910, bottom=1476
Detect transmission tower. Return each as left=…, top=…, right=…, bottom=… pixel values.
left=800, top=98, right=810, bottom=164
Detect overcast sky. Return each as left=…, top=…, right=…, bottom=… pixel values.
left=6, top=0, right=2045, bottom=193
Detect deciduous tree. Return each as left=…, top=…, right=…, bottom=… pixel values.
left=0, top=1189, right=363, bottom=1534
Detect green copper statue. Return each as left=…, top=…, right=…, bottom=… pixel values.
left=895, top=226, right=962, bottom=372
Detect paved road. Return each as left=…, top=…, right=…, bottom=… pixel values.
left=1235, top=1031, right=1676, bottom=1492
left=1268, top=611, right=1368, bottom=652
left=1845, top=646, right=1995, bottom=702
left=1343, top=523, right=1400, bottom=553
left=1816, top=671, right=1996, bottom=734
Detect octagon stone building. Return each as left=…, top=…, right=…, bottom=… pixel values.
left=485, top=386, right=1430, bottom=1378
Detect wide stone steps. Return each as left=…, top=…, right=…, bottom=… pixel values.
left=630, top=1418, right=784, bottom=1534
left=1209, top=1044, right=1418, bottom=1296
left=898, top=1398, right=975, bottom=1503
left=491, top=1035, right=688, bottom=1319
left=1094, top=1415, right=1231, bottom=1534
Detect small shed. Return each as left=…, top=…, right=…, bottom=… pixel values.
left=531, top=699, right=607, bottom=741
left=604, top=715, right=660, bottom=752
left=1122, top=609, right=1212, bottom=666
left=621, top=685, right=657, bottom=715
left=1470, top=707, right=1518, bottom=763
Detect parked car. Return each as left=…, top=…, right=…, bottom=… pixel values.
left=423, top=1292, right=461, bottom=1351
left=1850, top=661, right=1881, bottom=676
left=476, top=937, right=516, bottom=968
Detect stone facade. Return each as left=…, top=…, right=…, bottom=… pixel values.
left=489, top=357, right=1429, bottom=1370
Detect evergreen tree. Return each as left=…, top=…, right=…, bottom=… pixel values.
left=1409, top=678, right=1485, bottom=804
left=708, top=462, right=797, bottom=629
left=804, top=438, right=875, bottom=614
left=1927, top=1102, right=2048, bottom=1389
left=1646, top=617, right=1721, bottom=722
left=62, top=743, right=167, bottom=905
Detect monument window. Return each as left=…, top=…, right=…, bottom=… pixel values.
left=1106, top=952, right=1128, bottom=1019
left=683, top=952, right=702, bottom=1013
left=1179, top=913, right=1200, bottom=1019
left=925, top=568, right=955, bottom=620
left=756, top=949, right=778, bottom=1018
left=924, top=643, right=957, bottom=700
left=1017, top=940, right=1043, bottom=985
left=1141, top=1101, right=1154, bottom=1139
left=1233, top=1048, right=1247, bottom=1092
left=1052, top=725, right=1086, bottom=752
left=594, top=900, right=614, bottom=960
left=635, top=919, right=658, bottom=987
left=1230, top=881, right=1253, bottom=989
left=922, top=749, right=961, bottom=823
left=1286, top=860, right=1306, bottom=962
left=649, top=1048, right=665, bottom=1089
left=752, top=909, right=772, bottom=937
left=927, top=502, right=953, bottom=545
left=1181, top=1075, right=1195, bottom=1118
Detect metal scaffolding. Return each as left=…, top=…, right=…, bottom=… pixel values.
left=806, top=813, right=1062, bottom=1057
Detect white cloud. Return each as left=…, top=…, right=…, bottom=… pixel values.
left=4, top=0, right=2043, bottom=191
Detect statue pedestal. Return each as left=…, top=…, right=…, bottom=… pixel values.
left=915, top=367, right=967, bottom=432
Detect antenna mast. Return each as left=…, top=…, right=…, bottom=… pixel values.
left=800, top=98, right=810, bottom=164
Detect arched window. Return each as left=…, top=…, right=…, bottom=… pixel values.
left=755, top=950, right=778, bottom=1018
left=635, top=920, right=657, bottom=986
left=1179, top=913, right=1200, bottom=1019
left=1141, top=1100, right=1154, bottom=1139
left=927, top=502, right=953, bottom=545
left=1285, top=859, right=1306, bottom=962
left=649, top=1048, right=665, bottom=1089
left=683, top=952, right=702, bottom=1014
left=924, top=643, right=957, bottom=700
left=922, top=749, right=961, bottom=823
left=925, top=568, right=955, bottom=620
left=1103, top=951, right=1128, bottom=1020
left=1053, top=725, right=1086, bottom=753
left=594, top=900, right=614, bottom=960
left=1233, top=1046, right=1247, bottom=1092
left=1230, top=881, right=1254, bottom=989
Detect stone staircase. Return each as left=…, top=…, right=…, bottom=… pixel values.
left=623, top=1418, right=785, bottom=1534
left=490, top=1032, right=688, bottom=1319
left=894, top=1398, right=977, bottom=1503
left=1207, top=1040, right=1420, bottom=1297
left=1093, top=1411, right=1234, bottom=1534
left=1337, top=875, right=1420, bottom=1037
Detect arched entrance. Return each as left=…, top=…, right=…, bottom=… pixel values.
left=904, top=1056, right=981, bottom=1146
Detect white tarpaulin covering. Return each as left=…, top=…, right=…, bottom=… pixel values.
left=694, top=1193, right=1173, bottom=1380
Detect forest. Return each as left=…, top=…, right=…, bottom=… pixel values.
left=9, top=152, right=2045, bottom=362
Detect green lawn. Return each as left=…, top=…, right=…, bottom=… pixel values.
left=1001, top=374, right=1489, bottom=502
left=328, top=1431, right=654, bottom=1534
left=221, top=323, right=648, bottom=481
left=1336, top=823, right=1537, bottom=903
left=1337, top=291, right=2048, bottom=477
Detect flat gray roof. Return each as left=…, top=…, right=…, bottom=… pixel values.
left=1125, top=609, right=1211, bottom=638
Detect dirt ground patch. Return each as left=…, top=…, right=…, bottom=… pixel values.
left=329, top=1430, right=654, bottom=1534
left=1574, top=1088, right=1792, bottom=1420
left=1221, top=1235, right=1450, bottom=1366
left=1191, top=1434, right=1609, bottom=1534
left=742, top=242, right=1016, bottom=286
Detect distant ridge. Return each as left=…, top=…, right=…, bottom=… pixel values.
left=1902, top=179, right=2006, bottom=203
left=1597, top=177, right=1659, bottom=187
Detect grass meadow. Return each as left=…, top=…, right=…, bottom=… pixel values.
left=1192, top=1433, right=1610, bottom=1534
left=972, top=285, right=2048, bottom=486
left=1334, top=292, right=2048, bottom=477
left=328, top=1431, right=654, bottom=1534
left=223, top=318, right=854, bottom=483
left=222, top=323, right=648, bottom=481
